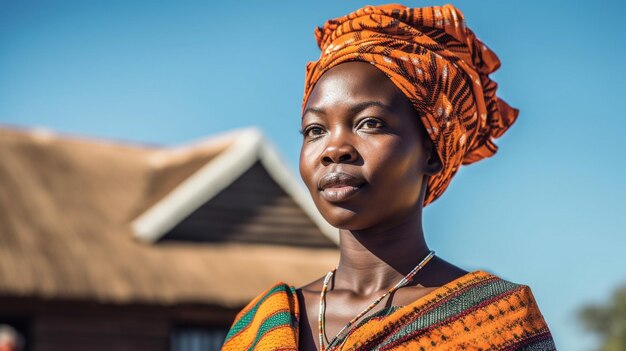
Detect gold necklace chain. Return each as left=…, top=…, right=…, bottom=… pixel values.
left=318, top=250, right=435, bottom=350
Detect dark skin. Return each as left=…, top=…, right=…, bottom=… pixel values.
left=297, top=62, right=468, bottom=351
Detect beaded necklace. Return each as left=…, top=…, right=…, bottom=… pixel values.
left=318, top=250, right=435, bottom=350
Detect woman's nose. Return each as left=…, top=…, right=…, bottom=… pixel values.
left=321, top=135, right=358, bottom=165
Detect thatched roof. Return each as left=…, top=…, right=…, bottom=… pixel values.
left=0, top=126, right=339, bottom=307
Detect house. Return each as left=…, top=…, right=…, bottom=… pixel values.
left=0, top=126, right=339, bottom=351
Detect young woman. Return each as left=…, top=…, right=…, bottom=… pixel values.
left=222, top=4, right=556, bottom=350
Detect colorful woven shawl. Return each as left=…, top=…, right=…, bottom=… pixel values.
left=221, top=271, right=556, bottom=350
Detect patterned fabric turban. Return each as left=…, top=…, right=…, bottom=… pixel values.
left=302, top=4, right=519, bottom=207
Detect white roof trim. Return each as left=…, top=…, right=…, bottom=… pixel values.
left=132, top=128, right=338, bottom=244
left=257, top=138, right=338, bottom=244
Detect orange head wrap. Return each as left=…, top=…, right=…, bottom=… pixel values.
left=302, top=4, right=519, bottom=207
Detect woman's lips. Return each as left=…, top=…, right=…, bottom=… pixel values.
left=320, top=185, right=362, bottom=202
left=318, top=172, right=365, bottom=203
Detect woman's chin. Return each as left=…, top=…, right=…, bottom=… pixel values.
left=318, top=201, right=422, bottom=233
left=320, top=206, right=375, bottom=231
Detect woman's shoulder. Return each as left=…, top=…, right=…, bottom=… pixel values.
left=415, top=266, right=552, bottom=326
left=465, top=270, right=557, bottom=347
left=232, top=281, right=298, bottom=321
left=222, top=282, right=300, bottom=351
left=483, top=271, right=551, bottom=322
left=399, top=269, right=556, bottom=350
left=447, top=269, right=545, bottom=308
left=471, top=270, right=543, bottom=301
left=227, top=276, right=326, bottom=326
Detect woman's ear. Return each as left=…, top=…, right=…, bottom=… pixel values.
left=423, top=143, right=443, bottom=176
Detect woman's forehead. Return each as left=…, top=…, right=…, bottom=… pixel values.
left=304, top=62, right=412, bottom=116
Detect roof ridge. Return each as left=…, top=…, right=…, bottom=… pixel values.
left=0, top=124, right=161, bottom=151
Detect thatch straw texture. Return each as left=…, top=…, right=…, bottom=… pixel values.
left=0, top=127, right=338, bottom=307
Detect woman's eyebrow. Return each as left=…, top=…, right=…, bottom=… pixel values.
left=302, top=106, right=326, bottom=117
left=348, top=100, right=393, bottom=114
left=303, top=100, right=392, bottom=117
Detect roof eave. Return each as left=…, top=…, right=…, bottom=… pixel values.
left=131, top=128, right=338, bottom=245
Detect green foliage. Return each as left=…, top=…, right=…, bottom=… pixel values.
left=579, top=284, right=626, bottom=351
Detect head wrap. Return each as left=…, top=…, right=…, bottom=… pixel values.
left=302, top=4, right=519, bottom=207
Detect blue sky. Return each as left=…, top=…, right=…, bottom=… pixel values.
left=1, top=1, right=625, bottom=349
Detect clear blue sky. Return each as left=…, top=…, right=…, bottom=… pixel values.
left=1, top=1, right=624, bottom=349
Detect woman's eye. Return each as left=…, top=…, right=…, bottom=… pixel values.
left=360, top=118, right=384, bottom=130
left=302, top=126, right=325, bottom=138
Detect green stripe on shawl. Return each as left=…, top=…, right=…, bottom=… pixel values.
left=512, top=335, right=557, bottom=350
left=247, top=311, right=298, bottom=350
left=224, top=284, right=294, bottom=343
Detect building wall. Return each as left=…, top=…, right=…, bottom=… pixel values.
left=0, top=296, right=237, bottom=351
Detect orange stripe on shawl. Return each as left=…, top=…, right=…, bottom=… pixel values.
left=302, top=4, right=519, bottom=207
left=221, top=283, right=299, bottom=351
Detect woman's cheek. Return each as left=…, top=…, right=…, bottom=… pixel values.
left=299, top=148, right=315, bottom=190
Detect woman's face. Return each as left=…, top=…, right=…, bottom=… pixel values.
left=300, top=61, right=439, bottom=231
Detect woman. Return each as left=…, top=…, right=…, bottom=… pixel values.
left=222, top=4, right=556, bottom=351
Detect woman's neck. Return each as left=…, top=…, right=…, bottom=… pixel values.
left=334, top=210, right=431, bottom=295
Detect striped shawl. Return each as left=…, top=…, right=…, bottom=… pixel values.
left=222, top=271, right=556, bottom=350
